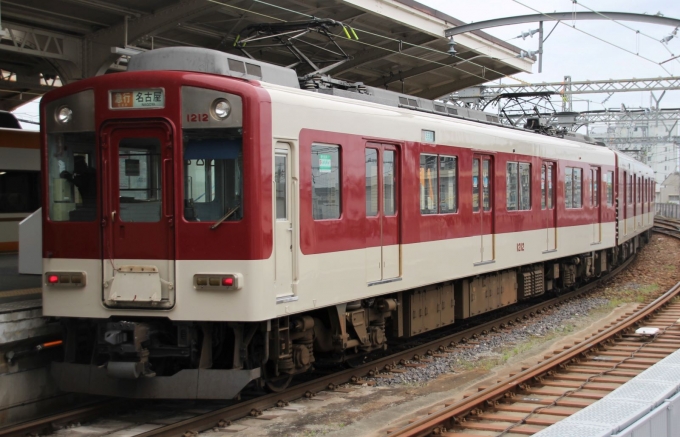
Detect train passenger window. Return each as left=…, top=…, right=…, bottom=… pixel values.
left=472, top=158, right=480, bottom=212
left=312, top=144, right=341, bottom=220
left=183, top=128, right=243, bottom=222
left=565, top=167, right=583, bottom=208
left=605, top=171, right=614, bottom=206
left=438, top=156, right=457, bottom=214
left=366, top=149, right=378, bottom=216
left=420, top=154, right=437, bottom=214
left=506, top=162, right=530, bottom=211
left=419, top=154, right=456, bottom=215
left=384, top=150, right=396, bottom=216
left=0, top=170, right=40, bottom=213
left=47, top=132, right=97, bottom=222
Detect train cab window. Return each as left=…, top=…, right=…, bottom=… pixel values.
left=565, top=167, right=583, bottom=209
left=506, top=162, right=531, bottom=211
left=0, top=170, right=40, bottom=213
left=183, top=128, right=243, bottom=222
left=312, top=144, right=341, bottom=220
left=420, top=154, right=457, bottom=215
left=47, top=132, right=97, bottom=221
left=605, top=171, right=614, bottom=206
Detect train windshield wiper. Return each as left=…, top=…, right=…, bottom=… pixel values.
left=210, top=204, right=240, bottom=230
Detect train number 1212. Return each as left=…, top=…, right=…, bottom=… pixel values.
left=516, top=242, right=525, bottom=252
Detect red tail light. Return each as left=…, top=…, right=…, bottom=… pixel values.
left=48, top=275, right=59, bottom=284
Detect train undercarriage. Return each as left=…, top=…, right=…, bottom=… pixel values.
left=54, top=232, right=650, bottom=399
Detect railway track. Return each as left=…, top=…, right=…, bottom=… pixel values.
left=384, top=280, right=680, bottom=437
left=0, top=253, right=639, bottom=437
left=654, top=216, right=680, bottom=239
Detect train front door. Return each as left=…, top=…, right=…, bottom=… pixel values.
left=274, top=143, right=295, bottom=299
left=472, top=154, right=495, bottom=264
left=365, top=143, right=400, bottom=283
left=542, top=162, right=557, bottom=251
left=101, top=121, right=175, bottom=308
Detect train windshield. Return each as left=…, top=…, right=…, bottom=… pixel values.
left=46, top=132, right=97, bottom=222
left=183, top=128, right=243, bottom=222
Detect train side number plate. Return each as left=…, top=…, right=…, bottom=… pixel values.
left=110, top=89, right=165, bottom=109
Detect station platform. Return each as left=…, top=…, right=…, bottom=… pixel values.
left=534, top=348, right=680, bottom=437
left=0, top=252, right=41, bottom=295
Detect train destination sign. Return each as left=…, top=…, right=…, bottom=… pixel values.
left=110, top=89, right=165, bottom=109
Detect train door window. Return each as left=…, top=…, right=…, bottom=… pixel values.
left=420, top=154, right=437, bottom=214
left=118, top=138, right=162, bottom=223
left=565, top=167, right=583, bottom=209
left=482, top=159, right=491, bottom=211
left=627, top=174, right=633, bottom=204
left=275, top=154, right=287, bottom=220
left=637, top=177, right=641, bottom=203
left=366, top=148, right=378, bottom=216
left=183, top=128, right=243, bottom=222
left=46, top=132, right=97, bottom=222
left=547, top=165, right=554, bottom=209
left=591, top=168, right=599, bottom=206
left=605, top=171, right=614, bottom=205
left=312, top=144, right=341, bottom=220
left=472, top=158, right=480, bottom=212
left=541, top=165, right=545, bottom=209
left=438, top=156, right=457, bottom=213
left=507, top=162, right=530, bottom=211
left=383, top=150, right=396, bottom=216
left=506, top=162, right=518, bottom=211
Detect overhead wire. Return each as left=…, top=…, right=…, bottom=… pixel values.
left=206, top=0, right=531, bottom=86
left=573, top=0, right=680, bottom=65
left=511, top=0, right=674, bottom=75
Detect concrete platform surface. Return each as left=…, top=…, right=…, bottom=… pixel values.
left=0, top=252, right=41, bottom=293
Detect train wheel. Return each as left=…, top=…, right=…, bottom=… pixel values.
left=262, top=365, right=293, bottom=392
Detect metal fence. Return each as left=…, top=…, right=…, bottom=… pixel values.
left=656, top=203, right=680, bottom=219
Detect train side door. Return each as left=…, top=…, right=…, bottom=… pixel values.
left=591, top=167, right=601, bottom=244
left=542, top=162, right=556, bottom=251
left=274, top=144, right=294, bottom=298
left=365, top=143, right=400, bottom=283
left=101, top=121, right=175, bottom=308
left=472, top=154, right=494, bottom=263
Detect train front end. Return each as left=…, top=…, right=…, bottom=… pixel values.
left=40, top=50, right=275, bottom=398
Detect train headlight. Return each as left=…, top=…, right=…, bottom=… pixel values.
left=56, top=106, right=73, bottom=124
left=211, top=98, right=231, bottom=120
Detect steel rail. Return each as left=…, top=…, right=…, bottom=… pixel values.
left=134, top=256, right=637, bottom=437
left=0, top=400, right=122, bottom=437
left=388, top=280, right=680, bottom=437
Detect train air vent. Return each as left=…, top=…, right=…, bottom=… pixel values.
left=434, top=104, right=445, bottom=112
left=228, top=59, right=246, bottom=75
left=408, top=99, right=419, bottom=107
left=447, top=108, right=458, bottom=115
left=246, top=63, right=262, bottom=79
left=399, top=97, right=409, bottom=105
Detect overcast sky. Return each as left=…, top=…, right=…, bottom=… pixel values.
left=13, top=0, right=680, bottom=129
left=420, top=0, right=680, bottom=112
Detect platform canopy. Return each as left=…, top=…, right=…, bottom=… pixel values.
left=0, top=0, right=532, bottom=110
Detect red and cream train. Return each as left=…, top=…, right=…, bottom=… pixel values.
left=41, top=47, right=654, bottom=398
